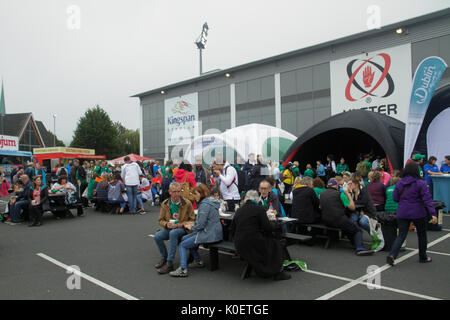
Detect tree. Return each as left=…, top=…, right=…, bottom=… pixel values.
left=47, top=131, right=66, bottom=147
left=113, top=121, right=139, bottom=156
left=70, top=105, right=118, bottom=158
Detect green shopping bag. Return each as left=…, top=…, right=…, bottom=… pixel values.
left=283, top=260, right=308, bottom=271
left=368, top=216, right=385, bottom=252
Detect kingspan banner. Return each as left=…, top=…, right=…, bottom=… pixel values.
left=403, top=56, right=447, bottom=163
left=164, top=92, right=199, bottom=146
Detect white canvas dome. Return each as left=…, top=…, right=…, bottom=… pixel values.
left=184, top=123, right=296, bottom=164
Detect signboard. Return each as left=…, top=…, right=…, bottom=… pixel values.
left=164, top=92, right=199, bottom=146
left=33, top=147, right=95, bottom=155
left=330, top=44, right=412, bottom=123
left=0, top=135, right=19, bottom=152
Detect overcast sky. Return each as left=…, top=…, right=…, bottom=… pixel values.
left=1, top=0, right=449, bottom=145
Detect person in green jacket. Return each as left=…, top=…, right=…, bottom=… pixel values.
left=312, top=177, right=326, bottom=198
left=304, top=164, right=315, bottom=178
left=336, top=157, right=350, bottom=175
left=293, top=161, right=301, bottom=178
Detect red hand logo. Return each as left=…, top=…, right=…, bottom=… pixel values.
left=363, top=65, right=375, bottom=88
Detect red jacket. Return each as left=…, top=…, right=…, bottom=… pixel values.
left=0, top=179, right=10, bottom=197
left=175, top=169, right=196, bottom=188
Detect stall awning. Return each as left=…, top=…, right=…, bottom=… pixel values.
left=0, top=150, right=33, bottom=158
left=34, top=152, right=106, bottom=161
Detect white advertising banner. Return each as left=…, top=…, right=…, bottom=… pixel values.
left=164, top=92, right=199, bottom=146
left=330, top=43, right=412, bottom=123
left=0, top=135, right=19, bottom=152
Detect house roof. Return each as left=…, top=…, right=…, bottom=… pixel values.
left=1, top=113, right=32, bottom=137
left=35, top=120, right=54, bottom=148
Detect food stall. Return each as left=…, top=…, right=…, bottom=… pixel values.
left=33, top=147, right=106, bottom=171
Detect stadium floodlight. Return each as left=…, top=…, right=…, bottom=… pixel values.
left=195, top=22, right=209, bottom=75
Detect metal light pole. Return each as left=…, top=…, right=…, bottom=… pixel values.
left=195, top=22, right=209, bottom=75
left=53, top=114, right=57, bottom=147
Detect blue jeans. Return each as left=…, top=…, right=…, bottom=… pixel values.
left=108, top=198, right=127, bottom=208
left=179, top=233, right=201, bottom=269
left=154, top=228, right=187, bottom=265
left=136, top=193, right=144, bottom=209
left=350, top=212, right=370, bottom=234
left=126, top=185, right=138, bottom=213
left=10, top=200, right=29, bottom=223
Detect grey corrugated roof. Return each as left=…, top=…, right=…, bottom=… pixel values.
left=1, top=113, right=32, bottom=137
left=35, top=120, right=53, bottom=148
left=131, top=8, right=450, bottom=98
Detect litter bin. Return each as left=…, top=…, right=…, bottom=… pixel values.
left=427, top=200, right=446, bottom=231
left=376, top=211, right=397, bottom=251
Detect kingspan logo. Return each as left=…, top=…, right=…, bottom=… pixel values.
left=168, top=100, right=196, bottom=126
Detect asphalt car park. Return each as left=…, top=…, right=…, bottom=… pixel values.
left=1, top=203, right=449, bottom=300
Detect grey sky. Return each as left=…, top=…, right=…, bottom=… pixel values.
left=1, top=0, right=449, bottom=145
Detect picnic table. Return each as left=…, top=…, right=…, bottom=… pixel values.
left=208, top=211, right=311, bottom=275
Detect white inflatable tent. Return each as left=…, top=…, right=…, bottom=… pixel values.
left=183, top=123, right=296, bottom=164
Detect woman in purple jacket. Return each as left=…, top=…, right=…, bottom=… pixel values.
left=386, top=162, right=437, bottom=266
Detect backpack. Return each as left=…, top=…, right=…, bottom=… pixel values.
left=356, top=161, right=368, bottom=177
left=181, top=173, right=195, bottom=203
left=225, top=166, right=246, bottom=194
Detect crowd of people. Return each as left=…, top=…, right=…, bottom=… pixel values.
left=1, top=151, right=448, bottom=281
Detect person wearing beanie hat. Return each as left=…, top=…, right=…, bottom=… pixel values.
left=319, top=178, right=374, bottom=256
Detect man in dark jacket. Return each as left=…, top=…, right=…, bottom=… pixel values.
left=291, top=177, right=320, bottom=224
left=320, top=179, right=374, bottom=256
left=193, top=158, right=210, bottom=188
left=258, top=179, right=282, bottom=217
left=9, top=175, right=32, bottom=223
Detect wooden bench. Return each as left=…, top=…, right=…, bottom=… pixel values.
left=297, top=223, right=341, bottom=249
left=203, top=241, right=252, bottom=280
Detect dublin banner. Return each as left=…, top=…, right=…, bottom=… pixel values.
left=403, top=56, right=448, bottom=164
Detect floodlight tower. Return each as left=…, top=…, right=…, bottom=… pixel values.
left=195, top=22, right=209, bottom=75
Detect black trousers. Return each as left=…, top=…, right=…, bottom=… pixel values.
left=30, top=206, right=43, bottom=224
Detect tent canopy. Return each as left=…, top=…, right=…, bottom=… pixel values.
left=414, top=84, right=450, bottom=160
left=184, top=123, right=296, bottom=164
left=110, top=153, right=154, bottom=163
left=283, top=110, right=405, bottom=172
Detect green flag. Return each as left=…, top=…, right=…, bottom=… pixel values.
left=0, top=81, right=5, bottom=115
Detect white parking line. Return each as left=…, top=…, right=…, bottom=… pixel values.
left=316, top=232, right=450, bottom=300
left=304, top=269, right=441, bottom=300
left=37, top=253, right=139, bottom=300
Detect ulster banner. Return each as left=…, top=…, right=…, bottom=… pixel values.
left=330, top=44, right=411, bottom=123
left=403, top=56, right=448, bottom=163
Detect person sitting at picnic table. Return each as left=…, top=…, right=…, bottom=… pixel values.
left=0, top=174, right=11, bottom=197
left=50, top=175, right=78, bottom=204
left=27, top=176, right=50, bottom=227
left=93, top=173, right=109, bottom=211
left=107, top=172, right=127, bottom=214
left=291, top=176, right=321, bottom=224
left=366, top=171, right=387, bottom=211
left=347, top=175, right=377, bottom=234
left=7, top=174, right=32, bottom=224
left=170, top=184, right=223, bottom=277
left=154, top=182, right=196, bottom=274
left=320, top=178, right=374, bottom=256
left=258, top=179, right=282, bottom=217
left=230, top=190, right=291, bottom=281
left=312, top=177, right=326, bottom=198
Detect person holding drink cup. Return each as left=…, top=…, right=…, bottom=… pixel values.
left=154, top=182, right=196, bottom=274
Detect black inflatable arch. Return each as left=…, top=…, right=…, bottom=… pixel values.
left=283, top=110, right=405, bottom=172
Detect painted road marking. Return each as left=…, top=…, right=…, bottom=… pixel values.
left=316, top=232, right=450, bottom=300
left=37, top=253, right=139, bottom=300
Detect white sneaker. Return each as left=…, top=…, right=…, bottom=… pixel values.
left=151, top=202, right=155, bottom=206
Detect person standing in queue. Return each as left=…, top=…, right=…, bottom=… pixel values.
left=387, top=161, right=437, bottom=266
